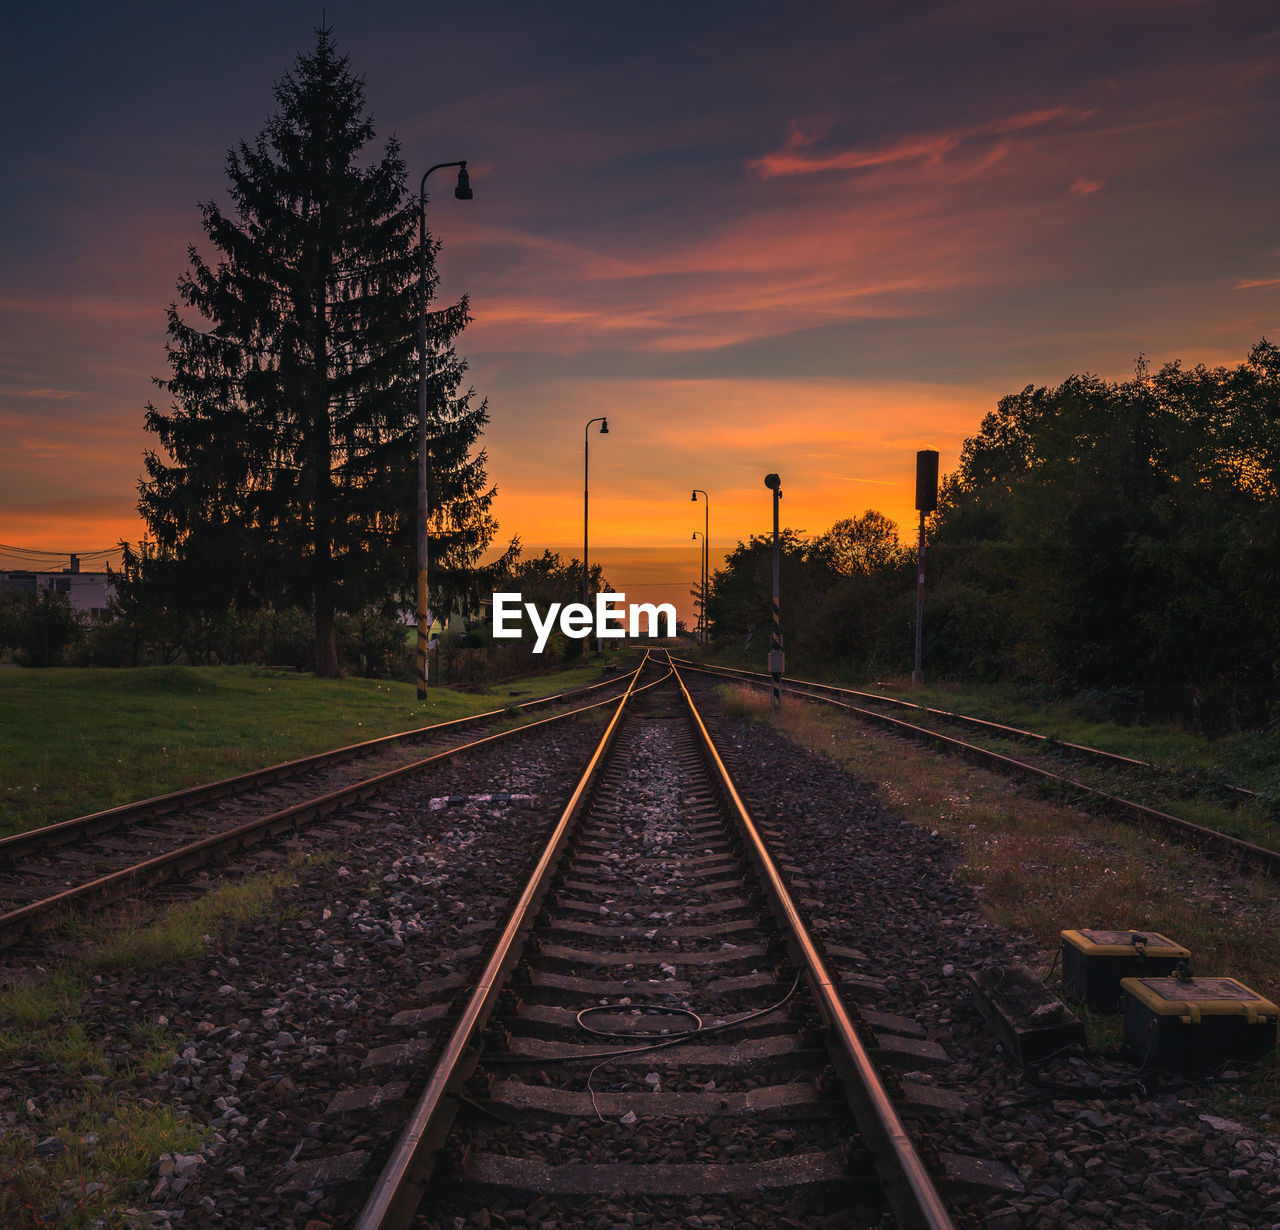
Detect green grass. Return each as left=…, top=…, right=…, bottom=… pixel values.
left=767, top=699, right=1280, bottom=1130
left=0, top=657, right=626, bottom=838
left=703, top=649, right=1279, bottom=797
left=83, top=862, right=307, bottom=970
left=0, top=863, right=302, bottom=1227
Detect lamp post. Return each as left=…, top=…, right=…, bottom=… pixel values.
left=584, top=416, right=609, bottom=656
left=691, top=489, right=708, bottom=649
left=415, top=160, right=473, bottom=700
left=764, top=474, right=783, bottom=710
left=691, top=530, right=705, bottom=646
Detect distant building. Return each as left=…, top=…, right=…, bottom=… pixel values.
left=0, top=555, right=114, bottom=619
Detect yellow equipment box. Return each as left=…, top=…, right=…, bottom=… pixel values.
left=1060, top=929, right=1190, bottom=1011
left=1122, top=976, right=1279, bottom=1072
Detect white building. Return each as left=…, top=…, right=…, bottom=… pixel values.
left=1, top=557, right=115, bottom=619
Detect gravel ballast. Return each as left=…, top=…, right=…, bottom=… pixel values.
left=2, top=717, right=604, bottom=1229
left=686, top=672, right=1280, bottom=1230
left=9, top=668, right=1280, bottom=1229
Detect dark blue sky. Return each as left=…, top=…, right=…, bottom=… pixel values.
left=4, top=1, right=1279, bottom=615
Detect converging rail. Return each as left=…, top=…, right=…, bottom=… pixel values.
left=674, top=657, right=1280, bottom=877
left=0, top=665, right=641, bottom=864
left=0, top=662, right=645, bottom=947
left=353, top=659, right=961, bottom=1229
left=673, top=658, right=1255, bottom=794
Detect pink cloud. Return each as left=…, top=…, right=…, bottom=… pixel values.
left=748, top=105, right=1095, bottom=179
left=0, top=387, right=88, bottom=400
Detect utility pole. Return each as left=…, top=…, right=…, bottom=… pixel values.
left=583, top=417, right=609, bottom=658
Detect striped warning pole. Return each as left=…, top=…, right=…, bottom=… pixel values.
left=765, top=474, right=784, bottom=711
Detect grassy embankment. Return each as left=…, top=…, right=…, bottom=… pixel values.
left=720, top=683, right=1280, bottom=1122
left=0, top=656, right=627, bottom=839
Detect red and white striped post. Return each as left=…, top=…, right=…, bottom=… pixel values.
left=764, top=473, right=783, bottom=710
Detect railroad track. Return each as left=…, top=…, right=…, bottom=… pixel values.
left=349, top=658, right=990, bottom=1230
left=0, top=663, right=643, bottom=947
left=672, top=657, right=1280, bottom=877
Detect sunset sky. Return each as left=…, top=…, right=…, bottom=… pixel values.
left=4, top=1, right=1279, bottom=621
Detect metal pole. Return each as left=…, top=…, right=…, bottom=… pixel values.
left=416, top=180, right=430, bottom=699
left=416, top=160, right=470, bottom=700
left=692, top=490, right=709, bottom=650
left=692, top=531, right=705, bottom=646
left=912, top=509, right=926, bottom=687
left=764, top=474, right=783, bottom=710
left=583, top=417, right=607, bottom=658
left=702, top=498, right=708, bottom=650
left=911, top=449, right=938, bottom=689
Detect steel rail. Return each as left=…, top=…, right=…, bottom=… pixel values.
left=0, top=662, right=659, bottom=948
left=667, top=659, right=955, bottom=1230
left=675, top=658, right=1280, bottom=877
left=671, top=657, right=1256, bottom=797
left=353, top=660, right=665, bottom=1230
left=0, top=663, right=643, bottom=864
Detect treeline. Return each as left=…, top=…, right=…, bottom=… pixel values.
left=0, top=581, right=410, bottom=676
left=0, top=545, right=611, bottom=679
left=708, top=342, right=1280, bottom=730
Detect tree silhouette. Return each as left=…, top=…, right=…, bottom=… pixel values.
left=139, top=26, right=496, bottom=675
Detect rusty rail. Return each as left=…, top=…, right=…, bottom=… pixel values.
left=352, top=660, right=665, bottom=1228
left=0, top=660, right=655, bottom=947
left=669, top=660, right=956, bottom=1230
left=0, top=663, right=642, bottom=865
left=674, top=657, right=1279, bottom=877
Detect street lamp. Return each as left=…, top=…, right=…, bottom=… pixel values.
left=416, top=160, right=473, bottom=700
left=584, top=417, right=609, bottom=656
left=691, top=489, right=709, bottom=649
left=764, top=473, right=783, bottom=711
left=691, top=530, right=705, bottom=646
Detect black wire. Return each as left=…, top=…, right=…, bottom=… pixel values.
left=484, top=973, right=803, bottom=1067
left=576, top=1003, right=703, bottom=1040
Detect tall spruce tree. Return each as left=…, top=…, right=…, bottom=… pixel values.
left=139, top=26, right=497, bottom=675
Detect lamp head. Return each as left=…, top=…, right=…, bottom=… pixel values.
left=764, top=473, right=781, bottom=491
left=692, top=532, right=697, bottom=540
left=454, top=164, right=473, bottom=201
left=600, top=418, right=609, bottom=434
left=691, top=491, right=697, bottom=501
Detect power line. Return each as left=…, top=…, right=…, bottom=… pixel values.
left=0, top=543, right=124, bottom=570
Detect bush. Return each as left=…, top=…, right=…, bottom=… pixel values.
left=10, top=590, right=83, bottom=667
left=338, top=607, right=412, bottom=678
left=74, top=616, right=145, bottom=667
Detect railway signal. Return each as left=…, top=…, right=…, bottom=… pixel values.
left=912, top=449, right=938, bottom=687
